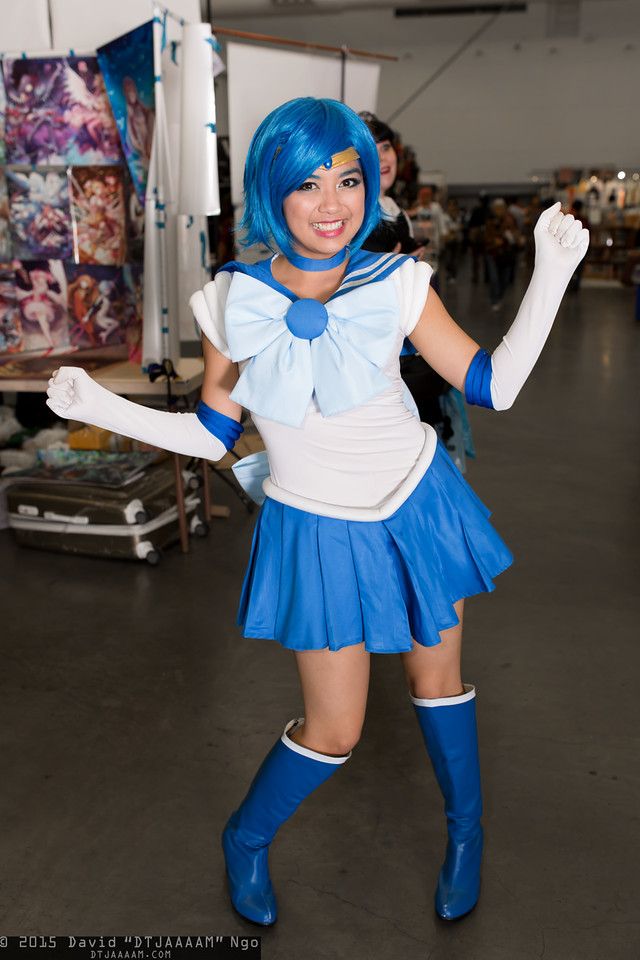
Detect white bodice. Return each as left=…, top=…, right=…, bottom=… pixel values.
left=190, top=253, right=434, bottom=509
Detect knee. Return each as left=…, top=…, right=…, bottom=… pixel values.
left=292, top=720, right=362, bottom=758
left=409, top=677, right=464, bottom=701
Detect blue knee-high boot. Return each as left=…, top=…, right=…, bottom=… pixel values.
left=221, top=717, right=351, bottom=925
left=411, top=683, right=483, bottom=921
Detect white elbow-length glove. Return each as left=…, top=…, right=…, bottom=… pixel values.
left=485, top=202, right=589, bottom=410
left=45, top=367, right=229, bottom=461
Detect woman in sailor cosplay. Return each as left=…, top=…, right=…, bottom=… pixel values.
left=46, top=98, right=589, bottom=928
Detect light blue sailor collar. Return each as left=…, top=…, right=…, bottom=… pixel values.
left=218, top=251, right=411, bottom=428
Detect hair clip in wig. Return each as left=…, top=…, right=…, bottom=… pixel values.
left=322, top=146, right=361, bottom=169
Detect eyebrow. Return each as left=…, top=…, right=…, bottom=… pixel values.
left=305, top=167, right=362, bottom=182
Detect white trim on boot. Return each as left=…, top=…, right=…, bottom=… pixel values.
left=281, top=718, right=352, bottom=765
left=410, top=682, right=476, bottom=708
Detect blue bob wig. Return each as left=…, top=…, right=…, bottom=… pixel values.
left=239, top=98, right=381, bottom=259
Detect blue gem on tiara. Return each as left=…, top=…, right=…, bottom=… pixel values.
left=323, top=159, right=332, bottom=169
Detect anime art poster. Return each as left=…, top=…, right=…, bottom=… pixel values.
left=64, top=263, right=126, bottom=349
left=123, top=263, right=143, bottom=362
left=69, top=166, right=127, bottom=265
left=0, top=69, right=6, bottom=165
left=97, top=22, right=155, bottom=204
left=7, top=169, right=73, bottom=261
left=124, top=170, right=145, bottom=262
left=0, top=170, right=11, bottom=261
left=2, top=57, right=121, bottom=166
left=14, top=259, right=70, bottom=353
left=0, top=264, right=23, bottom=355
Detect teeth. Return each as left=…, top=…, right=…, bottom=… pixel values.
left=313, top=221, right=343, bottom=231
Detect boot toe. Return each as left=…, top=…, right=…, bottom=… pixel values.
left=222, top=822, right=278, bottom=925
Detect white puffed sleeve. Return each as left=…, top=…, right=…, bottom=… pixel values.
left=395, top=258, right=434, bottom=336
left=189, top=271, right=233, bottom=358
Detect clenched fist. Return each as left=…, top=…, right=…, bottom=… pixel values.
left=533, top=201, right=589, bottom=275
left=46, top=366, right=105, bottom=423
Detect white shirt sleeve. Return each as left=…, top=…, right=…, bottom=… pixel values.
left=189, top=271, right=232, bottom=357
left=396, top=258, right=434, bottom=336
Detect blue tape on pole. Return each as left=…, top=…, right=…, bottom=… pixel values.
left=464, top=348, right=495, bottom=409
left=200, top=231, right=207, bottom=269
left=205, top=122, right=216, bottom=133
left=161, top=10, right=168, bottom=51
left=170, top=40, right=178, bottom=64
left=196, top=401, right=244, bottom=451
left=186, top=215, right=194, bottom=228
left=161, top=327, right=169, bottom=334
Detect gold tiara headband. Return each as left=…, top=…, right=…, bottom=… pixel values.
left=323, top=147, right=360, bottom=169
left=272, top=145, right=360, bottom=169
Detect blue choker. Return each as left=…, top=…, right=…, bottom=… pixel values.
left=287, top=247, right=348, bottom=272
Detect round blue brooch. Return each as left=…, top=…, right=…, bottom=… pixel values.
left=285, top=299, right=329, bottom=340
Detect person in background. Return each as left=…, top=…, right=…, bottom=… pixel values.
left=358, top=112, right=447, bottom=437
left=484, top=198, right=519, bottom=310
left=408, top=185, right=448, bottom=292
left=507, top=196, right=526, bottom=284
left=357, top=112, right=423, bottom=257
left=442, top=198, right=463, bottom=283
left=467, top=194, right=489, bottom=284
left=568, top=199, right=590, bottom=292
left=524, top=195, right=542, bottom=267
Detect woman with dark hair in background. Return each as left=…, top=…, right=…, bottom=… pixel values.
left=358, top=112, right=450, bottom=441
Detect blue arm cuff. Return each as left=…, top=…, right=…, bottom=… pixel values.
left=196, top=400, right=244, bottom=450
left=464, top=348, right=495, bottom=409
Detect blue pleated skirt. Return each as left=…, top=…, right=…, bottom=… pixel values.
left=237, top=440, right=513, bottom=654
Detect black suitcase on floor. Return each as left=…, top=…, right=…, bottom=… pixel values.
left=6, top=462, right=206, bottom=563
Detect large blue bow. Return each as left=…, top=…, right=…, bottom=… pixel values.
left=225, top=273, right=400, bottom=427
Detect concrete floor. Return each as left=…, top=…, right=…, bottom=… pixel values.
left=1, top=266, right=639, bottom=959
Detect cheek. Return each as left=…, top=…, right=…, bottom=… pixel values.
left=347, top=187, right=366, bottom=227
left=283, top=192, right=312, bottom=231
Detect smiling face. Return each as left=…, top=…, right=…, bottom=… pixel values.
left=282, top=160, right=365, bottom=260
left=376, top=140, right=397, bottom=196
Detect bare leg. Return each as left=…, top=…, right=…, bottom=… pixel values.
left=400, top=599, right=464, bottom=698
left=221, top=642, right=369, bottom=925
left=290, top=642, right=371, bottom=757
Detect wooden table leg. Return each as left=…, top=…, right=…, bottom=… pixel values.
left=202, top=458, right=211, bottom=520
left=173, top=452, right=189, bottom=553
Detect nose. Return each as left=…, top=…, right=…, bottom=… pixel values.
left=315, top=182, right=342, bottom=215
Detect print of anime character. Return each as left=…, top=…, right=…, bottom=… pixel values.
left=0, top=171, right=11, bottom=259
left=63, top=60, right=120, bottom=163
left=67, top=269, right=124, bottom=347
left=122, top=76, right=154, bottom=167
left=67, top=271, right=101, bottom=347
left=69, top=167, right=126, bottom=264
left=3, top=59, right=67, bottom=164
left=0, top=266, right=23, bottom=354
left=7, top=170, right=72, bottom=261
left=15, top=261, right=68, bottom=350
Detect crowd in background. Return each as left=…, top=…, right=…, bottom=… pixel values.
left=385, top=132, right=588, bottom=308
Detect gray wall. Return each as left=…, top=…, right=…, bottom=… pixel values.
left=214, top=1, right=640, bottom=184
